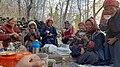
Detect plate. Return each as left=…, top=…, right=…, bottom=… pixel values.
left=0, top=51, right=16, bottom=56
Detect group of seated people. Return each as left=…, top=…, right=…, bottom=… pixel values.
left=61, top=17, right=107, bottom=65
left=0, top=0, right=120, bottom=67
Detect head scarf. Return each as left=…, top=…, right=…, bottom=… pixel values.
left=78, top=22, right=85, bottom=26
left=85, top=17, right=99, bottom=33
left=46, top=18, right=53, bottom=27
left=104, top=0, right=119, bottom=8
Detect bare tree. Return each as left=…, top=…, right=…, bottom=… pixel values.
left=93, top=0, right=96, bottom=17
left=17, top=0, right=21, bottom=18
left=24, top=0, right=33, bottom=20
left=58, top=0, right=64, bottom=28
left=63, top=0, right=70, bottom=21
left=87, top=0, right=89, bottom=19
left=42, top=0, right=46, bottom=21
left=77, top=0, right=81, bottom=21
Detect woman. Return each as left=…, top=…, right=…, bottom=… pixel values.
left=70, top=22, right=86, bottom=59
left=40, top=18, right=58, bottom=47
left=0, top=17, right=22, bottom=48
left=24, top=21, right=40, bottom=52
left=99, top=0, right=120, bottom=67
left=76, top=17, right=105, bottom=65
left=61, top=20, right=74, bottom=44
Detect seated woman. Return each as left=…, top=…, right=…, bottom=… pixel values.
left=70, top=22, right=86, bottom=59
left=40, top=18, right=58, bottom=47
left=61, top=20, right=74, bottom=44
left=24, top=21, right=40, bottom=52
left=76, top=17, right=106, bottom=65
left=0, top=17, right=22, bottom=49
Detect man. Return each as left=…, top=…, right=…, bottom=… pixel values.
left=99, top=0, right=120, bottom=67
left=0, top=17, right=22, bottom=48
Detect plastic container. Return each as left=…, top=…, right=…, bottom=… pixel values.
left=7, top=42, right=15, bottom=51
left=32, top=39, right=40, bottom=54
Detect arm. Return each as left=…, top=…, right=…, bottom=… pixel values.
left=15, top=28, right=23, bottom=41
left=0, top=33, right=11, bottom=40
left=88, top=33, right=105, bottom=51
left=0, top=27, right=11, bottom=40
left=115, top=33, right=120, bottom=40
left=52, top=27, right=57, bottom=37
left=40, top=26, right=47, bottom=38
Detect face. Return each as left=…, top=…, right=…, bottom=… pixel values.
left=104, top=6, right=118, bottom=17
left=78, top=24, right=86, bottom=31
left=64, top=22, right=69, bottom=27
left=48, top=20, right=53, bottom=26
left=30, top=24, right=35, bottom=29
left=85, top=21, right=93, bottom=32
left=8, top=18, right=17, bottom=27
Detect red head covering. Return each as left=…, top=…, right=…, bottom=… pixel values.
left=86, top=17, right=99, bottom=32
left=78, top=22, right=85, bottom=26
left=104, top=0, right=119, bottom=8
left=46, top=18, right=53, bottom=27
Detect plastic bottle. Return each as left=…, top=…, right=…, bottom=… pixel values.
left=7, top=42, right=15, bottom=51
left=32, top=39, right=40, bottom=54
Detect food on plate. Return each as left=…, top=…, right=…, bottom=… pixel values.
left=0, top=51, right=16, bottom=55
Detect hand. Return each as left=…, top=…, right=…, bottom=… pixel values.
left=30, top=35, right=34, bottom=41
left=16, top=54, right=45, bottom=67
left=81, top=35, right=89, bottom=42
left=73, top=36, right=78, bottom=39
left=80, top=48, right=85, bottom=54
left=9, top=33, right=19, bottom=39
left=107, top=37, right=117, bottom=45
left=62, top=36, right=65, bottom=39
left=49, top=33, right=53, bottom=36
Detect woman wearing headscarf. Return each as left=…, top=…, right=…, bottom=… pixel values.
left=61, top=20, right=74, bottom=44
left=24, top=21, right=40, bottom=52
left=76, top=17, right=105, bottom=65
left=40, top=18, right=58, bottom=47
left=0, top=17, right=22, bottom=48
left=99, top=0, right=120, bottom=67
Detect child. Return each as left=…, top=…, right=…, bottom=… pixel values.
left=24, top=21, right=40, bottom=52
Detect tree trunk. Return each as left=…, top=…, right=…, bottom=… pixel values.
left=77, top=0, right=81, bottom=22
left=17, top=0, right=21, bottom=18
left=26, top=0, right=33, bottom=20
left=87, top=0, right=89, bottom=19
left=59, top=1, right=64, bottom=29
left=63, top=0, right=70, bottom=21
left=95, top=5, right=103, bottom=17
left=93, top=0, right=96, bottom=18
left=42, top=0, right=46, bottom=21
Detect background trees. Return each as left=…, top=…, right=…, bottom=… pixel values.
left=0, top=0, right=107, bottom=28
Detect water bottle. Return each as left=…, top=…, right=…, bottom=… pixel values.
left=32, top=39, right=40, bottom=54
left=7, top=42, right=15, bottom=51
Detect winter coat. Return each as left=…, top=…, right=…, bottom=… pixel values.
left=100, top=8, right=120, bottom=67
left=0, top=24, right=22, bottom=47
left=40, top=26, right=58, bottom=46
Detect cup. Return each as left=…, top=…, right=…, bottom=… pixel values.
left=36, top=53, right=56, bottom=67
left=46, top=30, right=50, bottom=33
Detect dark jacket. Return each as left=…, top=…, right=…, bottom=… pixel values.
left=40, top=26, right=58, bottom=46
